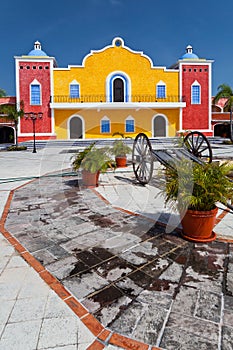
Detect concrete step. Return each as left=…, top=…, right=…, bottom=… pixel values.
left=19, top=136, right=227, bottom=151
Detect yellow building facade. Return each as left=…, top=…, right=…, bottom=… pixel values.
left=51, top=37, right=183, bottom=139
left=15, top=37, right=213, bottom=141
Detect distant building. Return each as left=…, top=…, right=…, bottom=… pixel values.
left=0, top=96, right=16, bottom=143
left=211, top=97, right=232, bottom=138
left=1, top=38, right=215, bottom=143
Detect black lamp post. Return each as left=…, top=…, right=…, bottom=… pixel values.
left=25, top=112, right=43, bottom=153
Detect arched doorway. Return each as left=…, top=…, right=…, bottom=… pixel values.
left=69, top=116, right=83, bottom=139
left=0, top=126, right=14, bottom=143
left=113, top=78, right=124, bottom=102
left=153, top=115, right=166, bottom=137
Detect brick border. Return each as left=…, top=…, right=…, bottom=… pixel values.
left=1, top=180, right=232, bottom=349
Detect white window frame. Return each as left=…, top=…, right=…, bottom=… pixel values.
left=30, top=79, right=41, bottom=105
left=100, top=116, right=111, bottom=134
left=69, top=80, right=80, bottom=99
left=191, top=80, right=201, bottom=104
left=156, top=80, right=166, bottom=99
left=125, top=116, right=135, bottom=133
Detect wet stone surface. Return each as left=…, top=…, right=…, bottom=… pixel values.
left=5, top=172, right=233, bottom=349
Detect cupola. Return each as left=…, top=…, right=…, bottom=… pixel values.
left=28, top=41, right=48, bottom=56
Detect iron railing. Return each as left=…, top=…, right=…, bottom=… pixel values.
left=51, top=95, right=185, bottom=104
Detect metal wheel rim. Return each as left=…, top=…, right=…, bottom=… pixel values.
left=183, top=131, right=212, bottom=163
left=132, top=133, right=153, bottom=184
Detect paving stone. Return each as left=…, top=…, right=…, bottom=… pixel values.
left=94, top=295, right=132, bottom=327
left=46, top=244, right=71, bottom=259
left=101, top=233, right=141, bottom=254
left=160, top=312, right=219, bottom=349
left=14, top=235, right=55, bottom=253
left=223, top=295, right=233, bottom=327
left=141, top=258, right=171, bottom=278
left=184, top=266, right=224, bottom=294
left=172, top=285, right=199, bottom=316
left=90, top=246, right=115, bottom=261
left=0, top=320, right=42, bottom=350
left=64, top=271, right=109, bottom=299
left=127, top=269, right=152, bottom=288
left=226, top=271, right=233, bottom=295
left=110, top=299, right=169, bottom=346
left=9, top=296, right=48, bottom=322
left=74, top=250, right=102, bottom=267
left=119, top=243, right=158, bottom=266
left=96, top=257, right=133, bottom=282
left=37, top=317, right=78, bottom=349
left=33, top=249, right=63, bottom=266
left=136, top=290, right=172, bottom=309
left=109, top=300, right=145, bottom=335
left=131, top=306, right=168, bottom=345
left=221, top=325, right=233, bottom=349
left=195, top=290, right=222, bottom=323
left=0, top=299, right=15, bottom=325
left=115, top=277, right=143, bottom=297
left=45, top=256, right=77, bottom=280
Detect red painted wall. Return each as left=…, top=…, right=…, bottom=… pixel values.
left=182, top=64, right=209, bottom=130
left=18, top=61, right=52, bottom=134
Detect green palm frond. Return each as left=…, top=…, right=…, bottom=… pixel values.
left=162, top=159, right=233, bottom=212
left=213, top=84, right=233, bottom=111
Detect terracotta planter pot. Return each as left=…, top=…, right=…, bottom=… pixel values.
left=115, top=156, right=127, bottom=167
left=82, top=170, right=100, bottom=188
left=181, top=206, right=218, bottom=242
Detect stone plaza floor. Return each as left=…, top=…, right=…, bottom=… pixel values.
left=0, top=149, right=233, bottom=349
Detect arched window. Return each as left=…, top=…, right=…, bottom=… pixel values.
left=101, top=116, right=110, bottom=133
left=156, top=80, right=166, bottom=99
left=153, top=115, right=167, bottom=137
left=30, top=79, right=41, bottom=105
left=69, top=116, right=83, bottom=139
left=125, top=116, right=135, bottom=133
left=191, top=80, right=201, bottom=104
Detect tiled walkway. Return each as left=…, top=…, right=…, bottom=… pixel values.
left=0, top=234, right=95, bottom=350
left=1, top=159, right=233, bottom=349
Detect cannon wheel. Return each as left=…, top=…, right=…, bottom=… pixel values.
left=183, top=131, right=212, bottom=163
left=132, top=133, right=154, bottom=184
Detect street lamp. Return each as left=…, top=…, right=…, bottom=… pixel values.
left=25, top=112, right=43, bottom=153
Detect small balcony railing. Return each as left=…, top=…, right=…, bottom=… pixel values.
left=51, top=95, right=185, bottom=104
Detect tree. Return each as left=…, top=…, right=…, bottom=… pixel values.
left=0, top=101, right=24, bottom=146
left=0, top=88, right=6, bottom=97
left=213, top=84, right=233, bottom=142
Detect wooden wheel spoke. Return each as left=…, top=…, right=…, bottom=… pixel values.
left=184, top=131, right=212, bottom=163
left=195, top=137, right=204, bottom=151
left=132, top=133, right=153, bottom=184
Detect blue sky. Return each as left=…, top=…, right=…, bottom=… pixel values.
left=1, top=0, right=233, bottom=96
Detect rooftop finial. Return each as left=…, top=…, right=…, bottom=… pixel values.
left=186, top=45, right=193, bottom=54
left=34, top=41, right=41, bottom=51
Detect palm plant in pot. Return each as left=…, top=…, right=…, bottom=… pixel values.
left=110, top=133, right=132, bottom=167
left=72, top=143, right=115, bottom=187
left=162, top=159, right=233, bottom=242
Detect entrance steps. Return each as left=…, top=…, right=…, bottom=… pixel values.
left=19, top=136, right=223, bottom=151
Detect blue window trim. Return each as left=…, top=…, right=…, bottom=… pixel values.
left=191, top=84, right=201, bottom=104
left=30, top=84, right=41, bottom=105
left=109, top=74, right=129, bottom=102
left=125, top=119, right=135, bottom=133
left=101, top=119, right=110, bottom=133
